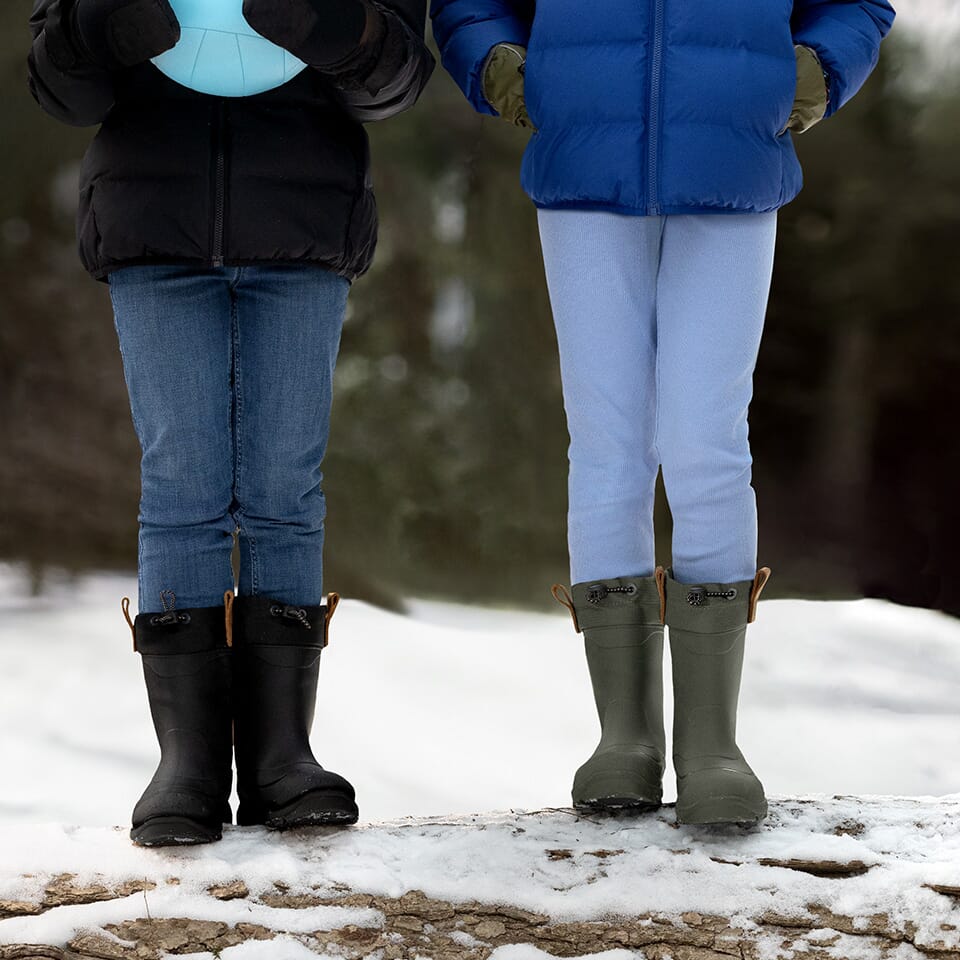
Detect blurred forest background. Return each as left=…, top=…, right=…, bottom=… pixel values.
left=0, top=4, right=958, bottom=615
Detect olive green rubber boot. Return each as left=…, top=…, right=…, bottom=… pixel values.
left=554, top=576, right=666, bottom=811
left=661, top=567, right=771, bottom=826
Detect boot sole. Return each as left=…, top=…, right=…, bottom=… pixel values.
left=676, top=796, right=768, bottom=827
left=574, top=797, right=662, bottom=814
left=573, top=771, right=663, bottom=814
left=262, top=791, right=360, bottom=831
left=131, top=816, right=223, bottom=847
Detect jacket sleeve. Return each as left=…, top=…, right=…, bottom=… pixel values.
left=27, top=0, right=115, bottom=127
left=791, top=0, right=895, bottom=118
left=430, top=0, right=533, bottom=114
left=325, top=0, right=436, bottom=123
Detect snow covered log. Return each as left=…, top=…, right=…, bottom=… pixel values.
left=2, top=797, right=960, bottom=960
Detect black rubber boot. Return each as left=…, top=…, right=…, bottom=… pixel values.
left=128, top=601, right=233, bottom=847
left=554, top=577, right=666, bottom=812
left=661, top=566, right=771, bottom=826
left=232, top=594, right=358, bottom=829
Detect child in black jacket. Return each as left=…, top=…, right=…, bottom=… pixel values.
left=28, top=0, right=433, bottom=846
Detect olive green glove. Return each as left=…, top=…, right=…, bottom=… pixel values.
left=481, top=42, right=534, bottom=130
left=787, top=44, right=829, bottom=134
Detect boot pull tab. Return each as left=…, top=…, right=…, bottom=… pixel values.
left=748, top=567, right=772, bottom=623
left=223, top=590, right=235, bottom=648
left=121, top=596, right=136, bottom=651
left=550, top=584, right=581, bottom=634
left=323, top=592, right=340, bottom=649
left=654, top=567, right=667, bottom=625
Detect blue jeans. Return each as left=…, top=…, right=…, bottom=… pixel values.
left=109, top=265, right=349, bottom=614
left=537, top=210, right=777, bottom=586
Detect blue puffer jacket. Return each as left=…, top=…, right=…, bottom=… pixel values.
left=431, top=0, right=895, bottom=214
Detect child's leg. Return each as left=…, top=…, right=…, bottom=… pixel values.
left=109, top=266, right=236, bottom=614
left=537, top=209, right=663, bottom=583
left=539, top=209, right=668, bottom=810
left=655, top=213, right=777, bottom=584
left=227, top=265, right=357, bottom=831
left=229, top=265, right=350, bottom=606
left=111, top=265, right=236, bottom=846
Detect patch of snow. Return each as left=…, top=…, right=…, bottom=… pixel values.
left=1, top=799, right=959, bottom=953
left=489, top=949, right=641, bottom=960
left=1, top=566, right=960, bottom=953
left=1, top=564, right=958, bottom=830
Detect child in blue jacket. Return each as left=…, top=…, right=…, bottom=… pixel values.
left=432, top=0, right=895, bottom=824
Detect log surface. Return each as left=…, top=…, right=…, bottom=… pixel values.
left=1, top=796, right=958, bottom=959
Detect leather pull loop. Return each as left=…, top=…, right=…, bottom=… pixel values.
left=323, top=592, right=340, bottom=648
left=551, top=583, right=581, bottom=634
left=654, top=567, right=667, bottom=625
left=224, top=591, right=235, bottom=648
left=122, top=596, right=136, bottom=651
left=748, top=567, right=772, bottom=623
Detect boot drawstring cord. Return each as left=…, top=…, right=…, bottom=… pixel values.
left=586, top=582, right=637, bottom=604
left=270, top=603, right=312, bottom=629
left=149, top=589, right=191, bottom=626
left=686, top=586, right=738, bottom=606
left=148, top=611, right=191, bottom=626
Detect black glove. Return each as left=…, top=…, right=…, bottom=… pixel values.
left=242, top=0, right=373, bottom=68
left=70, top=0, right=180, bottom=68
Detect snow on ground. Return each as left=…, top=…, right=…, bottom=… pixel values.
left=1, top=798, right=959, bottom=956
left=1, top=566, right=960, bottom=955
left=1, top=564, right=959, bottom=829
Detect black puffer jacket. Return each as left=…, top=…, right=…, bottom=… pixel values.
left=27, top=0, right=434, bottom=281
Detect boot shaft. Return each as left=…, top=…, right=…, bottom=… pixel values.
left=232, top=594, right=337, bottom=778
left=126, top=600, right=234, bottom=833
left=662, top=568, right=769, bottom=767
left=132, top=605, right=234, bottom=777
left=557, top=575, right=666, bottom=757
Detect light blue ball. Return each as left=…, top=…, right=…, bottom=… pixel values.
left=151, top=0, right=308, bottom=98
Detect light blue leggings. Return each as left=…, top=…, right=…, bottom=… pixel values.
left=537, top=209, right=778, bottom=586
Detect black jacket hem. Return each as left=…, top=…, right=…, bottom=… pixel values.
left=92, top=256, right=357, bottom=284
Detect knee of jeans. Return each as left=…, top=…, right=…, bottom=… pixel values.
left=235, top=472, right=327, bottom=529
left=139, top=472, right=234, bottom=528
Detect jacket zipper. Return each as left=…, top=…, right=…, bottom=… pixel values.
left=211, top=100, right=227, bottom=267
left=647, top=0, right=665, bottom=215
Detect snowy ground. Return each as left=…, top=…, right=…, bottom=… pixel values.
left=1, top=798, right=959, bottom=958
left=1, top=564, right=959, bottom=828
left=1, top=566, right=960, bottom=956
